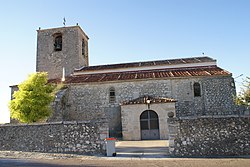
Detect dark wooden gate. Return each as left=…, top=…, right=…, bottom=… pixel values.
left=140, top=110, right=160, bottom=140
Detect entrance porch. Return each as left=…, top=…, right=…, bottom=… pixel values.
left=121, top=96, right=176, bottom=140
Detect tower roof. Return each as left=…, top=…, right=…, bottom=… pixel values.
left=37, top=25, right=89, bottom=39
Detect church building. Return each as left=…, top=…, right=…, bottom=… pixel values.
left=32, top=25, right=236, bottom=140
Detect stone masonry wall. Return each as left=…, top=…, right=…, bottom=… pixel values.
left=175, top=76, right=236, bottom=117
left=0, top=121, right=108, bottom=155
left=36, top=26, right=88, bottom=79
left=56, top=75, right=235, bottom=137
left=168, top=116, right=250, bottom=157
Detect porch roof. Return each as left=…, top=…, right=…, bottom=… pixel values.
left=121, top=95, right=176, bottom=105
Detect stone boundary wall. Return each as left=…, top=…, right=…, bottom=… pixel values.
left=0, top=120, right=109, bottom=155
left=168, top=116, right=250, bottom=157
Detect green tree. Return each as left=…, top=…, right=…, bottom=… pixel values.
left=236, top=77, right=250, bottom=106
left=9, top=72, right=55, bottom=123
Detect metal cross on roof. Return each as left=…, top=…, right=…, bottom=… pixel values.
left=63, top=17, right=66, bottom=26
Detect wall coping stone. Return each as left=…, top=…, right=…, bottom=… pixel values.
left=178, top=115, right=250, bottom=120
left=0, top=120, right=108, bottom=127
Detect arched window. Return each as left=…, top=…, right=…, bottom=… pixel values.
left=54, top=34, right=62, bottom=51
left=193, top=82, right=201, bottom=97
left=109, top=87, right=116, bottom=103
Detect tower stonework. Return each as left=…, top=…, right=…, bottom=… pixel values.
left=36, top=26, right=89, bottom=79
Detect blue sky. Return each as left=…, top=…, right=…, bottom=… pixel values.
left=0, top=0, right=250, bottom=122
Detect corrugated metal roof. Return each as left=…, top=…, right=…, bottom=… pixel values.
left=75, top=56, right=216, bottom=72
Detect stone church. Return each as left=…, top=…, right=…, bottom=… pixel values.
left=20, top=25, right=237, bottom=140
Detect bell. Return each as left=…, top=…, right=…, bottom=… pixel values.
left=56, top=45, right=60, bottom=49
left=55, top=44, right=61, bottom=50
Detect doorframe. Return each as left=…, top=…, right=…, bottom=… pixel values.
left=140, top=110, right=160, bottom=140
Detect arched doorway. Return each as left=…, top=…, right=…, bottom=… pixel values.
left=140, top=110, right=160, bottom=140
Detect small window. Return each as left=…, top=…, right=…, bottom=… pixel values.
left=194, top=82, right=201, bottom=97
left=109, top=87, right=116, bottom=103
left=82, top=39, right=85, bottom=56
left=54, top=34, right=62, bottom=51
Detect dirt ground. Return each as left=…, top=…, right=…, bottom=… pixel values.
left=28, top=158, right=250, bottom=167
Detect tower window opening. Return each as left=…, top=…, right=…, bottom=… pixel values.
left=54, top=35, right=62, bottom=51
left=82, top=39, right=85, bottom=56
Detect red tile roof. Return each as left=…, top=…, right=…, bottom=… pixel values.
left=75, top=56, right=216, bottom=72
left=49, top=65, right=231, bottom=84
left=122, top=95, right=176, bottom=105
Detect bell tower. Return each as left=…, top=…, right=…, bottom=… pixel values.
left=36, top=25, right=89, bottom=79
